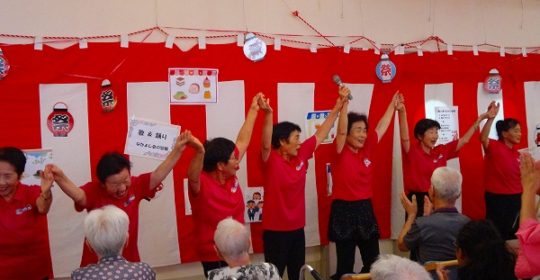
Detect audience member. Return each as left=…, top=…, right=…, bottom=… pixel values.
left=398, top=166, right=469, bottom=263
left=71, top=205, right=155, bottom=280
left=208, top=217, right=280, bottom=280
left=455, top=220, right=516, bottom=280
left=370, top=254, right=431, bottom=280
left=515, top=153, right=540, bottom=278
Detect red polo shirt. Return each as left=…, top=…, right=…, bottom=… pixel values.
left=0, top=183, right=52, bottom=279
left=403, top=140, right=459, bottom=193
left=189, top=172, right=245, bottom=261
left=483, top=139, right=522, bottom=194
left=263, top=135, right=317, bottom=231
left=76, top=173, right=158, bottom=267
left=332, top=132, right=378, bottom=201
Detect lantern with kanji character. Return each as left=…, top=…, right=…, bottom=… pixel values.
left=243, top=33, right=267, bottom=62
left=47, top=102, right=74, bottom=137
left=0, top=48, right=10, bottom=79
left=375, top=54, right=396, bottom=83
left=484, top=68, right=501, bottom=94
left=100, top=79, right=117, bottom=112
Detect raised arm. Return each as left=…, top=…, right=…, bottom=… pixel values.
left=479, top=101, right=500, bottom=150
left=187, top=134, right=205, bottom=196
left=36, top=165, right=54, bottom=214
left=456, top=101, right=497, bottom=151
left=149, top=130, right=190, bottom=190
left=335, top=86, right=351, bottom=154
left=50, top=163, right=87, bottom=207
left=314, top=90, right=348, bottom=147
left=519, top=153, right=540, bottom=224
left=396, top=93, right=410, bottom=153
left=397, top=192, right=417, bottom=252
left=235, top=93, right=262, bottom=161
left=374, top=91, right=400, bottom=141
left=259, top=95, right=273, bottom=162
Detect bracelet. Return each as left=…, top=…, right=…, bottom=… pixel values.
left=40, top=192, right=52, bottom=201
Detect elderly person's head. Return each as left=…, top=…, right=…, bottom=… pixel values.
left=84, top=205, right=129, bottom=258
left=430, top=166, right=462, bottom=205
left=370, top=254, right=431, bottom=280
left=214, top=217, right=250, bottom=266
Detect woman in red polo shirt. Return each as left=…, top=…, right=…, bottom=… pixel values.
left=260, top=89, right=348, bottom=280
left=187, top=93, right=271, bottom=277
left=328, top=90, right=403, bottom=280
left=480, top=102, right=522, bottom=240
left=0, top=147, right=54, bottom=279
left=398, top=101, right=495, bottom=218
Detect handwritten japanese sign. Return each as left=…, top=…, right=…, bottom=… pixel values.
left=125, top=117, right=181, bottom=160
left=434, top=106, right=459, bottom=145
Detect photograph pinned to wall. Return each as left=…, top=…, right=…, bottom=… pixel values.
left=434, top=106, right=459, bottom=145
left=305, top=111, right=336, bottom=144
left=244, top=187, right=264, bottom=223
left=169, top=67, right=219, bottom=104
left=124, top=116, right=181, bottom=160
left=22, top=149, right=53, bottom=186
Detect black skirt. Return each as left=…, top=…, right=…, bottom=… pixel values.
left=328, top=199, right=379, bottom=242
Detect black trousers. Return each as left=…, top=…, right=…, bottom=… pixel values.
left=332, top=237, right=380, bottom=280
left=485, top=192, right=521, bottom=240
left=202, top=260, right=227, bottom=278
left=263, top=228, right=305, bottom=280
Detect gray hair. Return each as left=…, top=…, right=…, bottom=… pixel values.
left=214, top=217, right=250, bottom=262
left=371, top=254, right=431, bottom=280
left=431, top=166, right=462, bottom=203
left=84, top=205, right=129, bottom=258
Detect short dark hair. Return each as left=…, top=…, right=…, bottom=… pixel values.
left=96, top=152, right=131, bottom=183
left=271, top=121, right=301, bottom=149
left=0, top=147, right=26, bottom=176
left=203, top=137, right=236, bottom=172
left=414, top=118, right=441, bottom=140
left=347, top=112, right=368, bottom=134
left=456, top=220, right=516, bottom=280
left=495, top=118, right=520, bottom=141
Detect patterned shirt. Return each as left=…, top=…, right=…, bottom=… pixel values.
left=71, top=255, right=156, bottom=280
left=208, top=262, right=281, bottom=280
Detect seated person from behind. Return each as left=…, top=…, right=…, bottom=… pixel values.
left=370, top=254, right=431, bottom=280
left=208, top=217, right=281, bottom=280
left=398, top=166, right=469, bottom=264
left=71, top=205, right=156, bottom=280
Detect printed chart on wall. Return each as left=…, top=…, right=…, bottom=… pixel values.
left=22, top=149, right=53, bottom=186
left=244, top=187, right=264, bottom=223
left=124, top=116, right=181, bottom=160
left=169, top=68, right=219, bottom=104
left=305, top=111, right=336, bottom=144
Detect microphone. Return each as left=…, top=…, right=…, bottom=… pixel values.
left=332, top=74, right=352, bottom=100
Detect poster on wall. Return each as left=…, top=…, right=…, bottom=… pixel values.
left=434, top=106, right=459, bottom=145
left=305, top=111, right=336, bottom=144
left=244, top=187, right=264, bottom=223
left=124, top=117, right=181, bottom=160
left=169, top=68, right=219, bottom=104
left=21, top=149, right=53, bottom=186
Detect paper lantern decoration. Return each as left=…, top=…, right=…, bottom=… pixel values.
left=47, top=102, right=74, bottom=137
left=0, top=48, right=10, bottom=79
left=100, top=79, right=117, bottom=112
left=484, top=68, right=501, bottom=94
left=536, top=124, right=540, bottom=147
left=375, top=54, right=396, bottom=83
left=243, top=33, right=267, bottom=62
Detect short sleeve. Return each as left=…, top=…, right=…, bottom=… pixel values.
left=298, top=135, right=317, bottom=161
left=75, top=182, right=97, bottom=212
left=442, top=140, right=459, bottom=159
left=133, top=173, right=157, bottom=200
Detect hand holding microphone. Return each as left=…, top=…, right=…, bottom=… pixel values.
left=332, top=74, right=352, bottom=100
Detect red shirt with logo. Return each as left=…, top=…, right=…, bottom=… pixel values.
left=332, top=132, right=378, bottom=201
left=0, top=183, right=53, bottom=279
left=76, top=173, right=158, bottom=267
left=403, top=140, right=459, bottom=193
left=263, top=135, right=317, bottom=231
left=483, top=139, right=522, bottom=194
left=189, top=172, right=245, bottom=261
